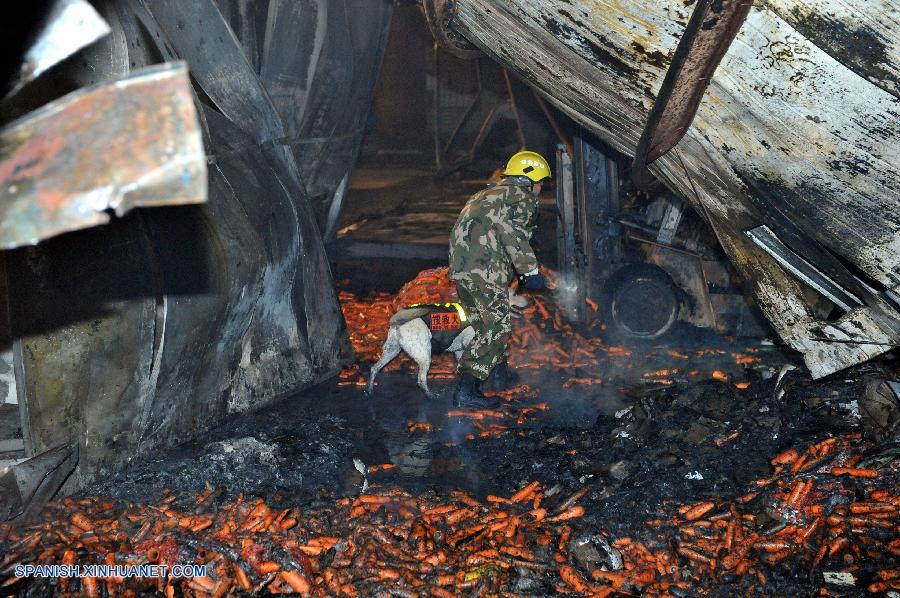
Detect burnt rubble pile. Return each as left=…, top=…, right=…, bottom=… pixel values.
left=0, top=429, right=896, bottom=596
left=1, top=270, right=898, bottom=595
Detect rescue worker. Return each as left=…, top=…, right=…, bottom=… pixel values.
left=449, top=150, right=550, bottom=407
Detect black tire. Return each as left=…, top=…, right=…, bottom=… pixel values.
left=602, top=263, right=681, bottom=341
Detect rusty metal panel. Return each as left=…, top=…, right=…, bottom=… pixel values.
left=0, top=63, right=206, bottom=248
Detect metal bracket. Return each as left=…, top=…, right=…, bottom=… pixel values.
left=747, top=225, right=862, bottom=312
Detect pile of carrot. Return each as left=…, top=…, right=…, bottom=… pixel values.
left=340, top=268, right=767, bottom=394
left=339, top=267, right=610, bottom=391
left=611, top=434, right=899, bottom=594
left=0, top=480, right=593, bottom=596
left=392, top=267, right=459, bottom=311
left=1, top=435, right=896, bottom=595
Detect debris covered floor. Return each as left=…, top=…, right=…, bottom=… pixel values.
left=1, top=268, right=898, bottom=596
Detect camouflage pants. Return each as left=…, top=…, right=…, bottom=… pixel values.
left=455, top=280, right=511, bottom=381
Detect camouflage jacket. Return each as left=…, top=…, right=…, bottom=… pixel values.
left=449, top=178, right=539, bottom=287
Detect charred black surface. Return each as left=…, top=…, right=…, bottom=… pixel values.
left=544, top=12, right=640, bottom=83
left=785, top=7, right=897, bottom=99
left=630, top=41, right=673, bottom=70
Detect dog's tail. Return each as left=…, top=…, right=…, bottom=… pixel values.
left=367, top=325, right=402, bottom=396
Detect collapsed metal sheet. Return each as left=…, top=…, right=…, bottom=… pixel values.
left=6, top=0, right=389, bottom=488
left=0, top=445, right=75, bottom=524
left=437, top=0, right=900, bottom=377
left=215, top=0, right=393, bottom=204
left=3, top=0, right=111, bottom=99
left=0, top=62, right=206, bottom=248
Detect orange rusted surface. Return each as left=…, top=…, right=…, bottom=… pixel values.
left=0, top=62, right=206, bottom=248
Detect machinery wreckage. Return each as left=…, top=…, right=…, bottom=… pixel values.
left=0, top=0, right=898, bottom=595
left=424, top=0, right=900, bottom=378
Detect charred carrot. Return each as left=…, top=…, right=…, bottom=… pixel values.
left=677, top=546, right=715, bottom=566
left=501, top=545, right=535, bottom=560
left=71, top=513, right=94, bottom=531
left=771, top=448, right=799, bottom=466
left=446, top=508, right=475, bottom=525
left=357, top=495, right=395, bottom=504
left=831, top=467, right=878, bottom=478
left=869, top=581, right=891, bottom=593
left=870, top=489, right=890, bottom=501
left=190, top=518, right=213, bottom=532
left=591, top=569, right=628, bottom=586
left=812, top=541, right=828, bottom=569
left=257, top=561, right=281, bottom=573
left=559, top=565, right=589, bottom=593
left=533, top=298, right=551, bottom=320
left=234, top=565, right=251, bottom=591
left=377, top=569, right=401, bottom=581
left=556, top=488, right=588, bottom=513
left=828, top=537, right=849, bottom=557
left=448, top=524, right=485, bottom=547
left=281, top=571, right=311, bottom=594
left=799, top=518, right=822, bottom=546
left=510, top=481, right=540, bottom=503
left=789, top=454, right=808, bottom=474
left=684, top=501, right=716, bottom=521
left=850, top=503, right=896, bottom=514
left=280, top=517, right=298, bottom=530
left=558, top=526, right=572, bottom=552
left=753, top=541, right=793, bottom=553
left=546, top=505, right=584, bottom=522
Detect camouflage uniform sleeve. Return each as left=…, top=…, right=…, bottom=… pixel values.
left=497, top=190, right=539, bottom=276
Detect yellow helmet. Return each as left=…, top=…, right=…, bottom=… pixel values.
left=503, top=150, right=552, bottom=182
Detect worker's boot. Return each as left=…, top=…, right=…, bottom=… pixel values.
left=488, top=360, right=520, bottom=390
left=453, top=373, right=498, bottom=409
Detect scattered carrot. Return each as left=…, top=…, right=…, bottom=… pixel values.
left=684, top=501, right=716, bottom=521
left=546, top=505, right=585, bottom=522
left=280, top=571, right=311, bottom=594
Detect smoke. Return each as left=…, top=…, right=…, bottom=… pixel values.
left=551, top=276, right=582, bottom=322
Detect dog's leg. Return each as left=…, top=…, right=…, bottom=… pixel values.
left=367, top=326, right=401, bottom=395
left=449, top=327, right=476, bottom=368
left=399, top=321, right=436, bottom=399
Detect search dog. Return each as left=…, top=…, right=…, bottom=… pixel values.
left=367, top=289, right=528, bottom=398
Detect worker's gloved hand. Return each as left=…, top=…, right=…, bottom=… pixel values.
left=519, top=273, right=546, bottom=291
